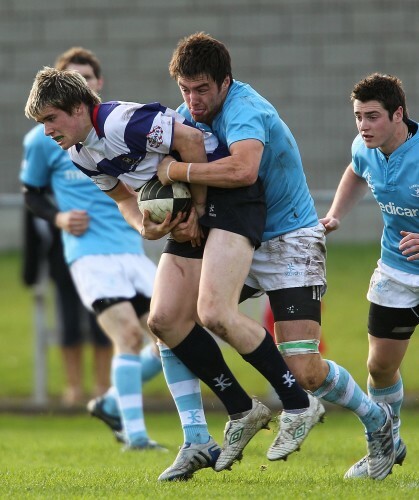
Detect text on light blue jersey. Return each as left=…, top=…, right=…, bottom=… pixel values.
left=352, top=127, right=419, bottom=274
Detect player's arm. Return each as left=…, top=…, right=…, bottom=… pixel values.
left=170, top=121, right=208, bottom=216
left=22, top=183, right=89, bottom=236
left=105, top=180, right=183, bottom=240
left=158, top=138, right=263, bottom=188
left=319, top=163, right=369, bottom=234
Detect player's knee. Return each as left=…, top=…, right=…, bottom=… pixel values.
left=147, top=311, right=170, bottom=341
left=304, top=374, right=323, bottom=392
left=367, top=358, right=394, bottom=380
left=278, top=340, right=325, bottom=391
left=197, top=299, right=232, bottom=337
left=117, top=324, right=143, bottom=353
left=205, top=319, right=229, bottom=340
left=198, top=310, right=229, bottom=339
left=291, top=365, right=321, bottom=392
left=147, top=313, right=160, bottom=336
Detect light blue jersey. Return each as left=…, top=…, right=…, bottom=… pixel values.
left=177, top=80, right=319, bottom=241
left=352, top=126, right=419, bottom=274
left=20, top=124, right=142, bottom=265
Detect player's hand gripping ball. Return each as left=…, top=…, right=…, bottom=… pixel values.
left=137, top=176, right=192, bottom=223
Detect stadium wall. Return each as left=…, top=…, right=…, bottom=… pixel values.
left=0, top=0, right=414, bottom=247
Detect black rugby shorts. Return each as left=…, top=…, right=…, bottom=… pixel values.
left=199, top=177, right=266, bottom=249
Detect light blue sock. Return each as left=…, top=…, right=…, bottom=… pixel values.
left=159, top=344, right=210, bottom=445
left=102, top=386, right=119, bottom=416
left=139, top=343, right=162, bottom=382
left=101, top=346, right=162, bottom=420
left=368, top=378, right=403, bottom=447
left=112, top=354, right=148, bottom=446
left=313, top=360, right=385, bottom=433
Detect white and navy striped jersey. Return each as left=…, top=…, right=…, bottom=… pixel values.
left=69, top=101, right=225, bottom=191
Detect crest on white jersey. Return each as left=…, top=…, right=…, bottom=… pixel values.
left=147, top=126, right=164, bottom=148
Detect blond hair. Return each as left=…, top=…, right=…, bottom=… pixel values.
left=25, top=66, right=101, bottom=120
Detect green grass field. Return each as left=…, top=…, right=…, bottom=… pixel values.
left=1, top=243, right=418, bottom=400
left=1, top=411, right=418, bottom=499
left=1, top=245, right=418, bottom=498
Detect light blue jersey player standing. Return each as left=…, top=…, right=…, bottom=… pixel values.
left=21, top=47, right=163, bottom=451
left=155, top=32, right=396, bottom=481
left=21, top=124, right=163, bottom=450
left=322, top=72, right=418, bottom=478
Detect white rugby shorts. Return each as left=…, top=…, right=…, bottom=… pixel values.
left=367, top=259, right=419, bottom=308
left=245, top=223, right=327, bottom=292
left=70, top=253, right=157, bottom=311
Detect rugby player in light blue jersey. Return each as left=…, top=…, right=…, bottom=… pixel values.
left=24, top=62, right=319, bottom=478
left=322, top=73, right=418, bottom=478
left=21, top=48, right=163, bottom=451
left=154, top=33, right=395, bottom=481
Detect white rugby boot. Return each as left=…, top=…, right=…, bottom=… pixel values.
left=267, top=393, right=325, bottom=461
left=214, top=398, right=271, bottom=472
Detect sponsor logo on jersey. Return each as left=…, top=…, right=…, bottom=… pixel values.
left=285, top=263, right=304, bottom=277
left=146, top=126, right=164, bottom=148
left=65, top=169, right=88, bottom=180
left=365, top=172, right=375, bottom=192
left=118, top=155, right=144, bottom=172
left=378, top=201, right=418, bottom=217
left=409, top=184, right=419, bottom=198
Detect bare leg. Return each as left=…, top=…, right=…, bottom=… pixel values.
left=92, top=345, right=113, bottom=397
left=61, top=345, right=84, bottom=406
left=366, top=335, right=409, bottom=389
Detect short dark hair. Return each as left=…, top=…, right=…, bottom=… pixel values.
left=55, top=47, right=102, bottom=79
left=351, top=73, right=409, bottom=122
left=169, top=32, right=232, bottom=88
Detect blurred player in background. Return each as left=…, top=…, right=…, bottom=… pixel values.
left=24, top=65, right=322, bottom=475
left=321, top=72, right=418, bottom=478
left=154, top=32, right=396, bottom=481
left=21, top=201, right=112, bottom=406
left=21, top=47, right=163, bottom=450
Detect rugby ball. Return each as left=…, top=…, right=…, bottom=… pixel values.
left=137, top=177, right=192, bottom=223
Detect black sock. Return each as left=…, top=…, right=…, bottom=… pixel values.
left=241, top=330, right=309, bottom=410
left=171, top=324, right=252, bottom=415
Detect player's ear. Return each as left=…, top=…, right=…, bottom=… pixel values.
left=222, top=76, right=230, bottom=89
left=73, top=104, right=86, bottom=116
left=96, top=78, right=104, bottom=92
left=393, top=105, right=404, bottom=123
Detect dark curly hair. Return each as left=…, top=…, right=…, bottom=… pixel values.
left=351, top=73, right=409, bottom=123
left=169, top=32, right=232, bottom=89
